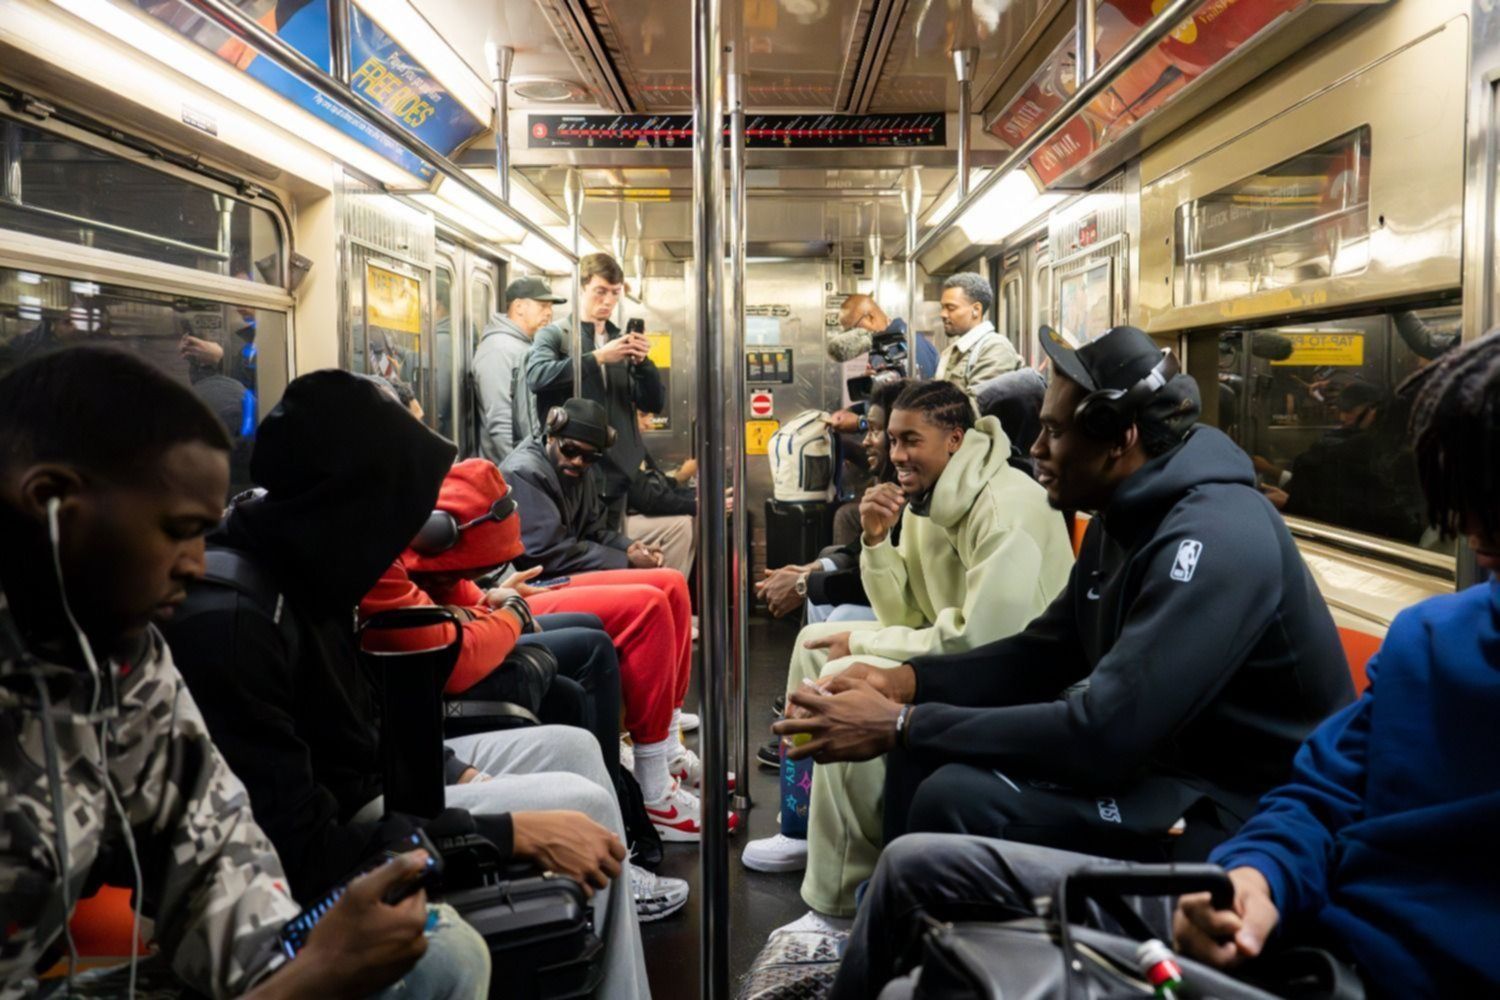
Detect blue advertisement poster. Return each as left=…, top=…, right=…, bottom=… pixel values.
left=130, top=0, right=485, bottom=182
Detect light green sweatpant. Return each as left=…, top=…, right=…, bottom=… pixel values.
left=783, top=620, right=903, bottom=917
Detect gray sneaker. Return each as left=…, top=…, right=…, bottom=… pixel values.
left=630, top=863, right=690, bottom=922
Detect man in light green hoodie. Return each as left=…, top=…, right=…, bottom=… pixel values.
left=744, top=380, right=1073, bottom=925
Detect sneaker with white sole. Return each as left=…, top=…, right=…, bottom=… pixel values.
left=741, top=833, right=808, bottom=873
left=669, top=744, right=736, bottom=792
left=678, top=710, right=700, bottom=734
left=629, top=865, right=689, bottom=922
left=644, top=781, right=740, bottom=842
left=772, top=910, right=854, bottom=937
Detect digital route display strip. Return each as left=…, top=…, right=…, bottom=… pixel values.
left=527, top=114, right=946, bottom=149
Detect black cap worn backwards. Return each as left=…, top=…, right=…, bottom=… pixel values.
left=506, top=276, right=568, bottom=305
left=1039, top=324, right=1166, bottom=393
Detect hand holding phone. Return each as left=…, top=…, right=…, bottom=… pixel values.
left=277, top=831, right=443, bottom=958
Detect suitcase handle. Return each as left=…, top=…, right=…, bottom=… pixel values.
left=1062, top=863, right=1235, bottom=915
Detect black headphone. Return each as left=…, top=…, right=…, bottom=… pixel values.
left=410, top=493, right=518, bottom=557
left=1074, top=348, right=1180, bottom=443
left=545, top=405, right=618, bottom=447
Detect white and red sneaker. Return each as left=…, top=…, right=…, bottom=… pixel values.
left=645, top=781, right=740, bottom=842
left=670, top=745, right=736, bottom=793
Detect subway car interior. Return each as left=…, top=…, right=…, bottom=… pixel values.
left=1, top=0, right=1497, bottom=997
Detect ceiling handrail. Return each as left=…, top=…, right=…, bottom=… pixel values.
left=905, top=0, right=1200, bottom=262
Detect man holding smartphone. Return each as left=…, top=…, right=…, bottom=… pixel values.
left=524, top=254, right=664, bottom=534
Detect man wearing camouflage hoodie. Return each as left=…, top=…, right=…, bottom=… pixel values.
left=0, top=347, right=487, bottom=999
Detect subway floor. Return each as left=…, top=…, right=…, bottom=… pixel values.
left=639, top=614, right=807, bottom=997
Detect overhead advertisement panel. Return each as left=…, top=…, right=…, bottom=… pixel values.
left=128, top=0, right=484, bottom=183
left=987, top=0, right=1308, bottom=187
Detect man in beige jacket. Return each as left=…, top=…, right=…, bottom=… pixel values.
left=934, top=272, right=1022, bottom=403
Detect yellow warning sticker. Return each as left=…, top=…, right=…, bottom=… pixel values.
left=1270, top=332, right=1365, bottom=367
left=645, top=332, right=672, bottom=369
left=746, top=419, right=780, bottom=456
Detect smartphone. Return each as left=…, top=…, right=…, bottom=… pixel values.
left=625, top=318, right=645, bottom=335
left=534, top=576, right=572, bottom=589
left=276, top=829, right=443, bottom=958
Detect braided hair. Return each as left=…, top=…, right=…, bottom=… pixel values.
left=890, top=379, right=976, bottom=433
left=1401, top=330, right=1500, bottom=538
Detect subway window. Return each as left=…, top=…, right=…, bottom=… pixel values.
left=0, top=267, right=284, bottom=497
left=0, top=118, right=285, bottom=283
left=1214, top=301, right=1459, bottom=554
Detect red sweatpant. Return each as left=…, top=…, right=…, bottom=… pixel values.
left=529, top=567, right=693, bottom=744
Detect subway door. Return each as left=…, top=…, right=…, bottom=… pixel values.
left=348, top=247, right=433, bottom=424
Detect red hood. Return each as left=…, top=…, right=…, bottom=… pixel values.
left=401, top=459, right=525, bottom=574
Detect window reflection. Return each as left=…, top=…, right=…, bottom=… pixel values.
left=0, top=267, right=283, bottom=497
left=1, top=118, right=284, bottom=282
left=1215, top=303, right=1459, bottom=553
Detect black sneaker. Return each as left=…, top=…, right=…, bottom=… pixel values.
left=771, top=694, right=785, bottom=718
left=757, top=739, right=781, bottom=769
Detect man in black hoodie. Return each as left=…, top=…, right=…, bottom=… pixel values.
left=163, top=369, right=651, bottom=1000
left=777, top=326, right=1353, bottom=878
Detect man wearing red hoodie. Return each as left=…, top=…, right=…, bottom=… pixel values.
left=362, top=460, right=731, bottom=843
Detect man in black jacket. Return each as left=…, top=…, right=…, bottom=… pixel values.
left=524, top=253, right=663, bottom=524
left=163, top=370, right=651, bottom=1000
left=776, top=325, right=1353, bottom=866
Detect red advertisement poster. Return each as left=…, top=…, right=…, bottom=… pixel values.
left=988, top=0, right=1308, bottom=186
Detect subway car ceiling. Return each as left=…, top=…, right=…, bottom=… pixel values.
left=0, top=0, right=1470, bottom=611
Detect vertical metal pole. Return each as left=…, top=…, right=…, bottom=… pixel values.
left=485, top=43, right=514, bottom=202
left=953, top=48, right=975, bottom=200
left=328, top=0, right=351, bottom=83
left=564, top=167, right=586, bottom=390
left=728, top=63, right=752, bottom=814
left=901, top=167, right=922, bottom=379
left=1076, top=0, right=1098, bottom=85
left=613, top=204, right=628, bottom=324
left=867, top=226, right=883, bottom=312
left=693, top=0, right=730, bottom=991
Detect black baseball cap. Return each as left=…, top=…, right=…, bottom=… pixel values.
left=1039, top=325, right=1166, bottom=393
left=506, top=276, right=567, bottom=305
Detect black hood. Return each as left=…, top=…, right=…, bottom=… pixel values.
left=1102, top=425, right=1255, bottom=543
left=216, top=369, right=456, bottom=612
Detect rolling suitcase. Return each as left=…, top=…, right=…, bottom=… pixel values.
left=446, top=873, right=605, bottom=999
left=764, top=498, right=834, bottom=569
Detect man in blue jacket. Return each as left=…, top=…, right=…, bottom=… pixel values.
left=823, top=331, right=1500, bottom=998
left=1173, top=329, right=1500, bottom=994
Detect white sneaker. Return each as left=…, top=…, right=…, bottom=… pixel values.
left=741, top=833, right=809, bottom=873
left=678, top=710, right=700, bottom=734
left=644, top=780, right=740, bottom=843
left=669, top=744, right=736, bottom=792
left=691, top=615, right=700, bottom=642
left=773, top=910, right=854, bottom=937
left=629, top=864, right=689, bottom=922
left=619, top=736, right=635, bottom=773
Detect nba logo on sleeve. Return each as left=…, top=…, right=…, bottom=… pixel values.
left=1170, top=540, right=1202, bottom=582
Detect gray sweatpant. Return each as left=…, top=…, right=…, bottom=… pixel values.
left=360, top=725, right=650, bottom=1000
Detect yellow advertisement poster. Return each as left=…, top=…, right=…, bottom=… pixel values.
left=646, top=332, right=672, bottom=369
left=365, top=263, right=422, bottom=335
left=1271, top=332, right=1365, bottom=367
left=746, top=419, right=780, bottom=456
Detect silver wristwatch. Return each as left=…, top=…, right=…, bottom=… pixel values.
left=794, top=572, right=810, bottom=598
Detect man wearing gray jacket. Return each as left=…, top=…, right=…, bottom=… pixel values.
left=472, top=276, right=568, bottom=463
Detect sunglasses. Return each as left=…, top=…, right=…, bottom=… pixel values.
left=558, top=441, right=604, bottom=464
